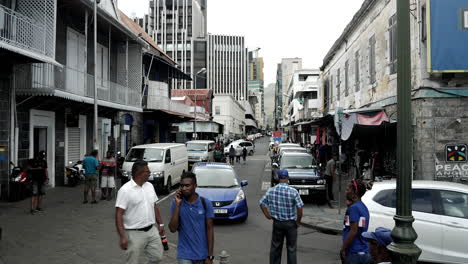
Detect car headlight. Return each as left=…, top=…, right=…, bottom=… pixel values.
left=317, top=179, right=325, bottom=184
left=153, top=171, right=164, bottom=178
left=233, top=190, right=245, bottom=203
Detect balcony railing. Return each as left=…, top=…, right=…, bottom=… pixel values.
left=14, top=63, right=141, bottom=108
left=0, top=2, right=54, bottom=59
left=145, top=81, right=192, bottom=116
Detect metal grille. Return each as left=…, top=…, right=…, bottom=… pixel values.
left=14, top=0, right=56, bottom=58
left=212, top=201, right=233, bottom=207
left=128, top=44, right=142, bottom=107
left=289, top=179, right=318, bottom=185
left=67, top=127, right=80, bottom=164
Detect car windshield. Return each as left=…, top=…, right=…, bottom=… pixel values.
left=281, top=155, right=317, bottom=169
left=194, top=167, right=239, bottom=188
left=125, top=148, right=164, bottom=162
left=187, top=143, right=207, bottom=151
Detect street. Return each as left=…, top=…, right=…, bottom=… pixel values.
left=0, top=137, right=341, bottom=264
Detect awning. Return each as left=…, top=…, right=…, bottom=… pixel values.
left=339, top=110, right=389, bottom=141
left=245, top=119, right=258, bottom=128
left=158, top=109, right=193, bottom=119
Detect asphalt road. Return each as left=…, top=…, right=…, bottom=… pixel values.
left=158, top=137, right=342, bottom=263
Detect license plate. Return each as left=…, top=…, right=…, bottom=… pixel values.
left=214, top=209, right=227, bottom=214
left=299, top=189, right=309, bottom=195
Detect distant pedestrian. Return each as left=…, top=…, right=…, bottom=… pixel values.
left=340, top=179, right=371, bottom=264
left=260, top=170, right=304, bottom=264
left=169, top=172, right=215, bottom=264
left=229, top=145, right=235, bottom=164
left=115, top=160, right=165, bottom=264
left=100, top=151, right=116, bottom=201
left=82, top=150, right=101, bottom=204
left=362, top=227, right=393, bottom=264
left=28, top=150, right=49, bottom=214
left=236, top=147, right=241, bottom=164
left=242, top=146, right=248, bottom=164
left=325, top=154, right=338, bottom=201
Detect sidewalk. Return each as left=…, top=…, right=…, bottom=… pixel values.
left=300, top=175, right=351, bottom=235
left=0, top=186, right=178, bottom=264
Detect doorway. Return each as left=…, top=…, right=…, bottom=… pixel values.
left=29, top=110, right=55, bottom=187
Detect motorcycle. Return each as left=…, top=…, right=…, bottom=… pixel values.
left=8, top=161, right=31, bottom=202
left=65, top=160, right=85, bottom=187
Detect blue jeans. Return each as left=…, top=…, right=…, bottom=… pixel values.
left=178, top=259, right=205, bottom=264
left=345, top=252, right=371, bottom=264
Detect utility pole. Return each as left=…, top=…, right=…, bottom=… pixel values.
left=388, top=0, right=422, bottom=262
left=93, top=0, right=99, bottom=152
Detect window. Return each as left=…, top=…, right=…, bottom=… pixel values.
left=336, top=69, right=341, bottom=100
left=329, top=76, right=333, bottom=104
left=215, top=106, right=221, bottom=115
left=355, top=51, right=360, bottom=92
left=421, top=5, right=427, bottom=41
left=389, top=14, right=398, bottom=74
left=369, top=35, right=377, bottom=84
left=165, top=149, right=171, bottom=164
left=373, top=188, right=434, bottom=214
left=463, top=9, right=468, bottom=30
left=344, top=60, right=349, bottom=97
left=311, top=91, right=318, bottom=99
left=439, top=190, right=468, bottom=219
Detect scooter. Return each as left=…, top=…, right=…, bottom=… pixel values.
left=65, top=160, right=85, bottom=187
left=10, top=161, right=29, bottom=185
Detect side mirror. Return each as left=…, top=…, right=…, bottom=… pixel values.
left=241, top=180, right=248, bottom=187
left=272, top=163, right=279, bottom=168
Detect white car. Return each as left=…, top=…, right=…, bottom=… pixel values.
left=362, top=180, right=468, bottom=263
left=224, top=140, right=255, bottom=156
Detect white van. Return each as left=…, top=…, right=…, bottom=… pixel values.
left=186, top=140, right=216, bottom=165
left=122, top=143, right=188, bottom=194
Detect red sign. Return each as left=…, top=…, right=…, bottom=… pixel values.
left=272, top=131, right=282, bottom=138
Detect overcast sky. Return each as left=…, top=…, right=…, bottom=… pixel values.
left=119, top=0, right=365, bottom=85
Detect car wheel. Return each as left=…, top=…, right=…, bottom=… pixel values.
left=249, top=150, right=254, bottom=156
left=165, top=177, right=172, bottom=194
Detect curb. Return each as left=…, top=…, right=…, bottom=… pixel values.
left=301, top=219, right=343, bottom=236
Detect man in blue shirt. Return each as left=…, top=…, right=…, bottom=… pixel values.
left=341, top=179, right=371, bottom=264
left=260, top=169, right=304, bottom=264
left=82, top=150, right=100, bottom=204
left=169, top=172, right=215, bottom=264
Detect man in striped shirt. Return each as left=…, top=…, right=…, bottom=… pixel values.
left=260, top=170, right=304, bottom=264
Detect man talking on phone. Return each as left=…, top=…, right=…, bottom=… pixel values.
left=169, top=172, right=215, bottom=264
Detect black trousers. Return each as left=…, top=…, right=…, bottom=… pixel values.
left=325, top=175, right=334, bottom=200
left=270, top=220, right=298, bottom=264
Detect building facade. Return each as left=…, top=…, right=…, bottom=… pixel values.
left=212, top=95, right=246, bottom=139
left=144, top=0, right=208, bottom=89
left=264, top=83, right=276, bottom=131
left=207, top=34, right=248, bottom=101
left=320, top=0, right=468, bottom=181
left=277, top=58, right=302, bottom=129
left=248, top=51, right=265, bottom=130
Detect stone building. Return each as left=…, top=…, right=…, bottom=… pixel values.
left=319, top=0, right=468, bottom=181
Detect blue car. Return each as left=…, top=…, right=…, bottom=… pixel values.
left=192, top=162, right=248, bottom=222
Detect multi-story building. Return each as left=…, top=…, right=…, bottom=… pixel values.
left=277, top=58, right=302, bottom=129
left=319, top=0, right=468, bottom=181
left=212, top=95, right=246, bottom=139
left=264, top=83, right=276, bottom=131
left=144, top=0, right=208, bottom=89
left=207, top=34, right=248, bottom=101
left=248, top=51, right=265, bottom=130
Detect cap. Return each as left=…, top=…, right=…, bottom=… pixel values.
left=278, top=169, right=289, bottom=179
left=362, top=227, right=393, bottom=247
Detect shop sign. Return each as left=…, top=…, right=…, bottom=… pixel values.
left=435, top=164, right=468, bottom=180
left=446, top=144, right=467, bottom=162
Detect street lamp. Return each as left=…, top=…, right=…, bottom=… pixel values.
left=388, top=0, right=422, bottom=263
left=193, top=68, right=206, bottom=139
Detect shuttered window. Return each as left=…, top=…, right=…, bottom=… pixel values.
left=67, top=127, right=81, bottom=164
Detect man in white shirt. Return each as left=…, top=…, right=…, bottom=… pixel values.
left=115, top=160, right=165, bottom=264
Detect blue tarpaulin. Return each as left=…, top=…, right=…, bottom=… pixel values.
left=428, top=0, right=468, bottom=72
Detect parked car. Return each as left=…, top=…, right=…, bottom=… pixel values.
left=271, top=147, right=308, bottom=164
left=122, top=143, right=188, bottom=194
left=362, top=180, right=468, bottom=264
left=186, top=140, right=216, bottom=168
left=224, top=140, right=255, bottom=156
left=271, top=152, right=325, bottom=202
left=192, top=162, right=249, bottom=222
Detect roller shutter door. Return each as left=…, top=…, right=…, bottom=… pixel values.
left=67, top=127, right=80, bottom=163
